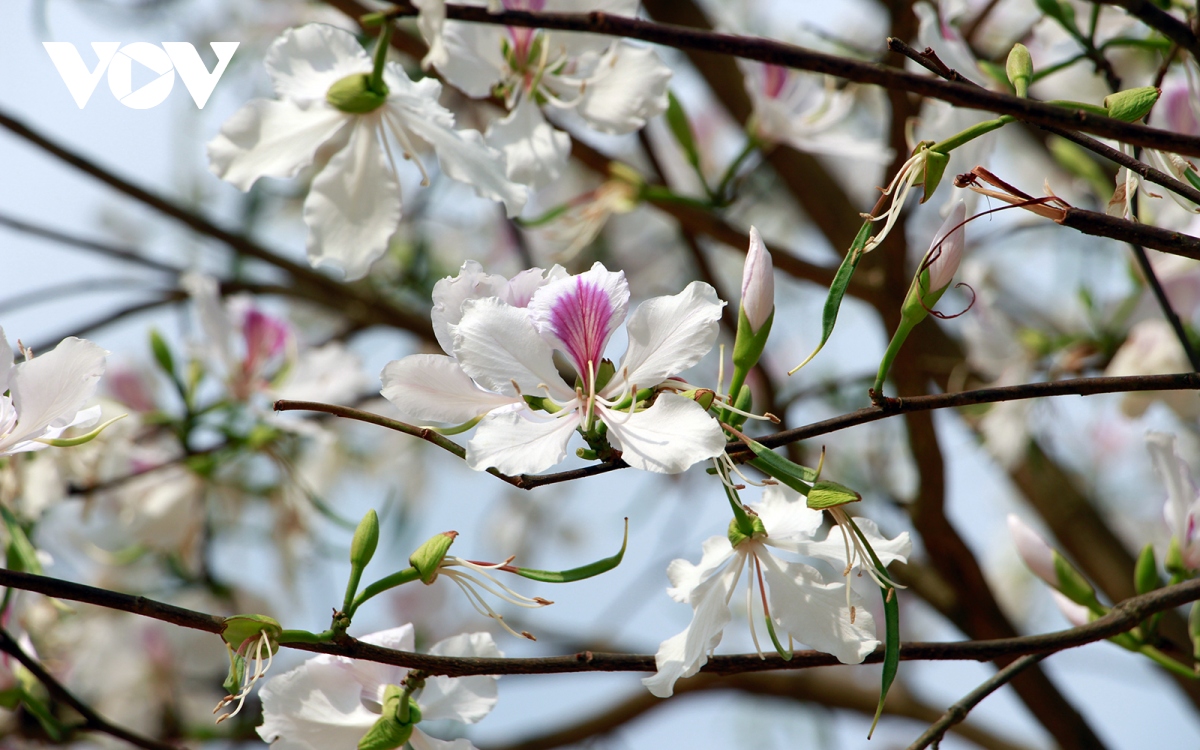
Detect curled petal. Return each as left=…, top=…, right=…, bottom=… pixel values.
left=601, top=394, right=726, bottom=474
left=573, top=42, right=671, bottom=134
left=207, top=100, right=349, bottom=191
left=257, top=658, right=377, bottom=750
left=665, top=536, right=736, bottom=603
left=431, top=261, right=509, bottom=355
left=303, top=116, right=401, bottom=281
left=421, top=633, right=501, bottom=723
left=486, top=97, right=571, bottom=189
left=409, top=731, right=478, bottom=750
left=749, top=484, right=824, bottom=545
left=381, top=354, right=516, bottom=424
left=454, top=297, right=571, bottom=399
left=266, top=24, right=372, bottom=105
left=5, top=338, right=107, bottom=452
left=614, top=281, right=723, bottom=393
left=466, top=409, right=580, bottom=474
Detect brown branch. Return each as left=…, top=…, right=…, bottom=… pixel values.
left=2, top=568, right=1199, bottom=678
left=0, top=629, right=181, bottom=750
left=375, top=3, right=1200, bottom=157
left=1093, top=0, right=1200, bottom=62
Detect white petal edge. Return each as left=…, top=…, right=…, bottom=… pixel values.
left=420, top=632, right=501, bottom=723
left=6, top=338, right=107, bottom=450
left=381, top=354, right=517, bottom=425
left=466, top=408, right=580, bottom=474
left=601, top=394, right=726, bottom=474
left=574, top=43, right=671, bottom=135
left=266, top=24, right=373, bottom=105
left=257, top=657, right=377, bottom=750
left=486, top=97, right=571, bottom=189
left=613, top=281, right=723, bottom=393
left=453, top=297, right=571, bottom=399
left=208, top=100, right=350, bottom=192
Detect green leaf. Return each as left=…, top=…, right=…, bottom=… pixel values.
left=148, top=328, right=175, bottom=377
left=665, top=91, right=700, bottom=167
left=1, top=506, right=42, bottom=576
left=789, top=221, right=871, bottom=374
left=514, top=518, right=628, bottom=583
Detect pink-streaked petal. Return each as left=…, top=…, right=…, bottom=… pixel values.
left=381, top=354, right=517, bottom=424
left=600, top=393, right=725, bottom=474
left=453, top=297, right=572, bottom=399
left=612, top=281, right=723, bottom=394
left=266, top=24, right=372, bottom=105
left=759, top=552, right=879, bottom=664
left=529, top=263, right=628, bottom=379
left=466, top=409, right=579, bottom=474
left=208, top=100, right=350, bottom=192
left=6, top=338, right=107, bottom=451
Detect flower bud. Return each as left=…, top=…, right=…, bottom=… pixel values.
left=1103, top=86, right=1160, bottom=123
left=409, top=531, right=457, bottom=584
left=919, top=148, right=950, bottom=203
left=327, top=73, right=389, bottom=113
left=924, top=201, right=966, bottom=293
left=740, top=227, right=774, bottom=335
left=1006, top=44, right=1033, bottom=97
left=1008, top=514, right=1058, bottom=588
left=358, top=686, right=420, bottom=750
left=1134, top=543, right=1160, bottom=595
left=681, top=388, right=715, bottom=410
left=1051, top=589, right=1091, bottom=628
left=806, top=480, right=861, bottom=510
left=351, top=510, right=380, bottom=572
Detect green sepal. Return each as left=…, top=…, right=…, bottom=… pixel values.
left=409, top=532, right=457, bottom=584
left=727, top=514, right=767, bottom=547
left=2, top=506, right=43, bottom=576
left=842, top=516, right=900, bottom=740
left=806, top=480, right=862, bottom=510
left=221, top=614, right=283, bottom=652
left=920, top=149, right=950, bottom=203
left=665, top=91, right=701, bottom=168
left=35, top=414, right=126, bottom=448
left=742, top=436, right=818, bottom=497
left=1052, top=551, right=1103, bottom=613
left=1047, top=99, right=1112, bottom=118
left=148, top=328, right=175, bottom=377
left=1006, top=43, right=1033, bottom=97
left=733, top=306, right=773, bottom=371
left=327, top=73, right=388, bottom=113
left=223, top=651, right=245, bottom=695
left=789, top=221, right=871, bottom=374
left=1166, top=536, right=1188, bottom=577
left=514, top=519, right=628, bottom=583
left=593, top=359, right=616, bottom=393
left=1103, top=86, right=1160, bottom=123
left=681, top=388, right=716, bottom=411
left=733, top=384, right=753, bottom=415
left=1134, top=543, right=1161, bottom=595
left=358, top=687, right=418, bottom=750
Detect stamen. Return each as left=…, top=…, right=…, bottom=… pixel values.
left=383, top=110, right=432, bottom=187
left=746, top=555, right=764, bottom=659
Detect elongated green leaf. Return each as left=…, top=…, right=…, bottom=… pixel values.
left=515, top=518, right=628, bottom=583
left=745, top=440, right=817, bottom=496
left=789, top=221, right=872, bottom=374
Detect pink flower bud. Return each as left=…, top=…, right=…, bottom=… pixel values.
left=925, top=201, right=966, bottom=292
left=1008, top=514, right=1057, bottom=587
left=1051, top=590, right=1091, bottom=627
left=742, top=227, right=774, bottom=333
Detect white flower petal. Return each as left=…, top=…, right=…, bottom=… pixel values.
left=749, top=484, right=824, bottom=544
left=454, top=297, right=570, bottom=398
left=409, top=729, right=478, bottom=750
left=486, top=97, right=572, bottom=188
left=431, top=261, right=509, bottom=355
left=413, top=0, right=449, bottom=71
left=1147, top=431, right=1200, bottom=567
left=381, top=354, right=516, bottom=424
left=574, top=43, right=671, bottom=134
left=925, top=200, right=966, bottom=292
left=338, top=625, right=416, bottom=705
left=257, top=657, right=377, bottom=750
left=601, top=394, right=726, bottom=474
left=434, top=21, right=507, bottom=98
left=266, top=24, right=373, bottom=105
left=4, top=338, right=107, bottom=452
left=304, top=115, right=401, bottom=281
left=385, top=75, right=528, bottom=216
left=665, top=536, right=736, bottom=603
left=759, top=551, right=879, bottom=664
left=642, top=551, right=744, bottom=698
left=207, top=99, right=350, bottom=191
left=467, top=408, right=580, bottom=474
left=420, top=633, right=501, bottom=723
left=529, top=262, right=629, bottom=378
left=614, top=281, right=723, bottom=392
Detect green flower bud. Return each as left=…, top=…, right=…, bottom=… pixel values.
left=733, top=383, right=753, bottom=414
left=727, top=514, right=767, bottom=547
left=665, top=91, right=701, bottom=167
left=919, top=149, right=950, bottom=204
left=327, top=73, right=388, bottom=114
left=806, top=480, right=862, bottom=510
left=1102, top=86, right=1160, bottom=123
left=409, top=531, right=457, bottom=584
left=1006, top=43, right=1033, bottom=97
left=351, top=509, right=380, bottom=572
left=1166, top=536, right=1187, bottom=577
left=1134, top=543, right=1160, bottom=595
left=358, top=712, right=414, bottom=750
left=1189, top=600, right=1200, bottom=663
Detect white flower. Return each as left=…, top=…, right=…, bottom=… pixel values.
left=1146, top=431, right=1200, bottom=571
left=643, top=484, right=911, bottom=698
left=258, top=624, right=501, bottom=750
left=739, top=60, right=891, bottom=164
left=208, top=23, right=527, bottom=280
left=383, top=262, right=727, bottom=475
left=0, top=328, right=107, bottom=456
left=419, top=0, right=671, bottom=187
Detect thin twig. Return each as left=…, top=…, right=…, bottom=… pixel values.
left=905, top=653, right=1049, bottom=750
left=0, top=569, right=1197, bottom=677
left=0, top=628, right=181, bottom=750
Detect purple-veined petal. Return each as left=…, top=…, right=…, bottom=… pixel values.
left=5, top=338, right=107, bottom=452
left=381, top=354, right=517, bottom=424
left=600, top=393, right=725, bottom=474
left=611, top=281, right=723, bottom=395
left=431, top=261, right=509, bottom=355
left=486, top=96, right=572, bottom=188
left=420, top=633, right=501, bottom=723
left=208, top=100, right=350, bottom=192
left=758, top=551, right=879, bottom=664
left=266, top=24, right=373, bottom=106
left=642, top=550, right=744, bottom=698
left=573, top=42, right=671, bottom=135
left=529, top=263, right=628, bottom=379
left=454, top=298, right=572, bottom=399
left=257, top=657, right=377, bottom=750
left=466, top=408, right=580, bottom=474
left=304, top=115, right=401, bottom=281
